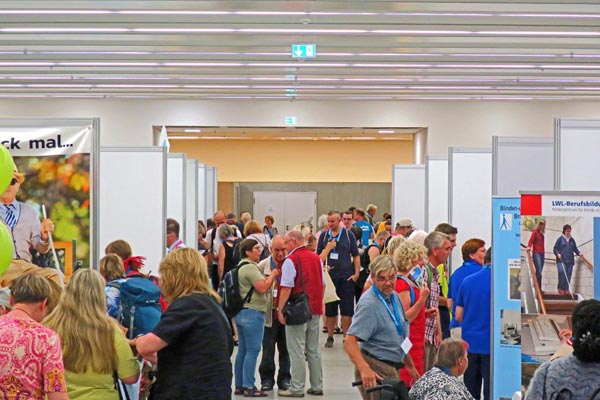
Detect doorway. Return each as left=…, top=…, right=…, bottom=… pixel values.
left=253, top=191, right=317, bottom=233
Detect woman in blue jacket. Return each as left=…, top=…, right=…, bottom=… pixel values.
left=553, top=224, right=582, bottom=295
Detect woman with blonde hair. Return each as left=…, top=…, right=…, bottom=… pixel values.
left=136, top=248, right=233, bottom=400
left=394, top=241, right=431, bottom=388
left=44, top=269, right=139, bottom=400
left=244, top=220, right=272, bottom=256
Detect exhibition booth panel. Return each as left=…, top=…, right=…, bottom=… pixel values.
left=185, top=159, right=198, bottom=249
left=206, top=166, right=218, bottom=219
left=167, top=153, right=187, bottom=242
left=391, top=164, right=426, bottom=230
left=448, top=147, right=492, bottom=272
left=100, top=147, right=166, bottom=275
left=492, top=136, right=554, bottom=197
left=197, top=163, right=208, bottom=223
left=425, top=156, right=448, bottom=231
left=555, top=118, right=600, bottom=191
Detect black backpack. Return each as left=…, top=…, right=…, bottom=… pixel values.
left=358, top=244, right=380, bottom=288
left=223, top=238, right=242, bottom=275
left=218, top=261, right=253, bottom=318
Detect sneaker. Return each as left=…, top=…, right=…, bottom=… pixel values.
left=325, top=336, right=334, bottom=348
left=278, top=389, right=304, bottom=398
left=307, top=388, right=324, bottom=396
left=260, top=382, right=274, bottom=392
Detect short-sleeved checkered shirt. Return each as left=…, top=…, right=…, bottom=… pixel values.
left=424, top=262, right=440, bottom=344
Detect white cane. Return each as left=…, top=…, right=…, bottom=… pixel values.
left=557, top=260, right=574, bottom=300
left=42, top=205, right=64, bottom=284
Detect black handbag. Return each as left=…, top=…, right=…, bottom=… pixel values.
left=282, top=255, right=313, bottom=325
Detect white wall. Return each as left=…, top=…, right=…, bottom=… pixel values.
left=4, top=99, right=600, bottom=154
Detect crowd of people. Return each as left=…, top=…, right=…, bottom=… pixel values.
left=1, top=201, right=599, bottom=400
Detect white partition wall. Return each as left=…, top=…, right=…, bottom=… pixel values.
left=167, top=153, right=187, bottom=241
left=99, top=147, right=166, bottom=274
left=391, top=165, right=426, bottom=229
left=197, top=163, right=207, bottom=223
left=493, top=136, right=554, bottom=196
left=556, top=119, right=600, bottom=190
left=448, top=148, right=492, bottom=271
left=206, top=166, right=217, bottom=218
left=425, top=157, right=448, bottom=231
left=185, top=159, right=198, bottom=248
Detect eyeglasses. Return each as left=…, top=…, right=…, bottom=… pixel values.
left=375, top=275, right=396, bottom=283
left=9, top=178, right=18, bottom=186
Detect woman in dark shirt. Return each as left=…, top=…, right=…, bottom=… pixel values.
left=136, top=248, right=233, bottom=400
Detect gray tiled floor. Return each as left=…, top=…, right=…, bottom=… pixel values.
left=232, top=332, right=362, bottom=399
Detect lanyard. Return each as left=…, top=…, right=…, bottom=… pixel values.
left=270, top=257, right=281, bottom=283
left=328, top=229, right=342, bottom=242
left=372, top=285, right=403, bottom=337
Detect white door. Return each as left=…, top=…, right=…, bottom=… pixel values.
left=253, top=191, right=317, bottom=233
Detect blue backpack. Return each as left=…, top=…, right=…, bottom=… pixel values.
left=109, top=276, right=162, bottom=339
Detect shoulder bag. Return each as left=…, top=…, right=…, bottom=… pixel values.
left=283, top=255, right=313, bottom=325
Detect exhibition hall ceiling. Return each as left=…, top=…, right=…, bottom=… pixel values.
left=2, top=1, right=600, bottom=100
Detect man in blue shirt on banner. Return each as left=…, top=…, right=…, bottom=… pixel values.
left=448, top=238, right=486, bottom=339
left=344, top=254, right=418, bottom=400
left=455, top=248, right=492, bottom=400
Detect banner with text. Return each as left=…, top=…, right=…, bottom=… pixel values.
left=0, top=122, right=94, bottom=272
left=520, top=191, right=600, bottom=396
left=492, top=197, right=522, bottom=400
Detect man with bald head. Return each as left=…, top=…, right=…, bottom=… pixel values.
left=277, top=230, right=324, bottom=397
left=205, top=210, right=241, bottom=288
left=258, top=235, right=291, bottom=392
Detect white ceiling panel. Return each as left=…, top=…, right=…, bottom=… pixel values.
left=1, top=1, right=600, bottom=100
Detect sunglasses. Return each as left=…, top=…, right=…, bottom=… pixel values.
left=9, top=178, right=18, bottom=186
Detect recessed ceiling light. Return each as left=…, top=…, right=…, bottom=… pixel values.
left=378, top=130, right=395, bottom=134
left=184, top=129, right=202, bottom=133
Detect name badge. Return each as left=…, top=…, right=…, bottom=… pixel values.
left=330, top=252, right=339, bottom=260
left=401, top=337, right=413, bottom=353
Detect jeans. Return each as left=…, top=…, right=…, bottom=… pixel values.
left=464, top=353, right=490, bottom=400
left=532, top=252, right=545, bottom=286
left=557, top=261, right=574, bottom=292
left=259, top=312, right=291, bottom=388
left=234, top=308, right=265, bottom=388
left=285, top=314, right=323, bottom=394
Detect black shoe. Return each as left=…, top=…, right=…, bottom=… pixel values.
left=325, top=336, right=334, bottom=348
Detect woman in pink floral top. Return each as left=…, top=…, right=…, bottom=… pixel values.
left=0, top=274, right=68, bottom=400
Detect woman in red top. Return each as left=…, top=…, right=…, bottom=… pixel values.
left=527, top=220, right=546, bottom=287
left=393, top=241, right=430, bottom=388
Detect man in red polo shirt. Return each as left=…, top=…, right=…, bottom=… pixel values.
left=277, top=230, right=325, bottom=397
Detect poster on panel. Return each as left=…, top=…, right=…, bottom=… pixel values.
left=0, top=120, right=96, bottom=278
left=491, top=197, right=522, bottom=399
left=520, top=192, right=599, bottom=397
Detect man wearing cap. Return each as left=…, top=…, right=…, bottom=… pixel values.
left=396, top=218, right=416, bottom=239
left=0, top=168, right=54, bottom=263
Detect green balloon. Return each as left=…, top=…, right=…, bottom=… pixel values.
left=0, top=223, right=13, bottom=275
left=0, top=146, right=14, bottom=195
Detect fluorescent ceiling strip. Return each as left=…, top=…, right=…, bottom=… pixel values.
left=2, top=26, right=600, bottom=37
left=2, top=10, right=600, bottom=19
